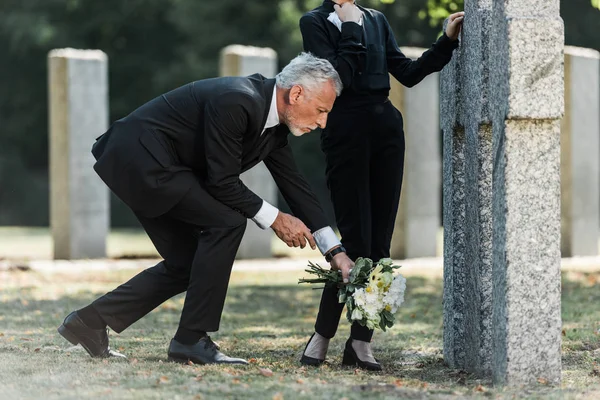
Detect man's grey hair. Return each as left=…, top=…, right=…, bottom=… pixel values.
left=276, top=52, right=343, bottom=97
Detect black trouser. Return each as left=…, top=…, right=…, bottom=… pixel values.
left=92, top=182, right=247, bottom=334
left=315, top=99, right=405, bottom=342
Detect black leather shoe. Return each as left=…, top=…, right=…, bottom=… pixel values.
left=300, top=333, right=325, bottom=366
left=168, top=337, right=248, bottom=365
left=342, top=338, right=382, bottom=371
left=58, top=311, right=126, bottom=359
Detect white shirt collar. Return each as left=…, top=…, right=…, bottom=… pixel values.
left=327, top=11, right=363, bottom=32
left=261, top=85, right=279, bottom=135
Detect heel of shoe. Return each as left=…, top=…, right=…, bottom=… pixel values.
left=58, top=325, right=79, bottom=345
left=342, top=349, right=357, bottom=366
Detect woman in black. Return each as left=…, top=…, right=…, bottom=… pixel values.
left=299, top=0, right=464, bottom=370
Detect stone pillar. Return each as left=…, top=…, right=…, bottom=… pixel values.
left=220, top=45, right=278, bottom=259
left=442, top=0, right=494, bottom=376
left=561, top=46, right=600, bottom=257
left=49, top=49, right=109, bottom=260
left=389, top=47, right=441, bottom=259
left=490, top=0, right=563, bottom=385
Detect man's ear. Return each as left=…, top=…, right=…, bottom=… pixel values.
left=288, top=85, right=303, bottom=105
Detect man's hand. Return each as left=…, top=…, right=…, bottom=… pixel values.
left=445, top=12, right=465, bottom=41
left=330, top=251, right=354, bottom=283
left=334, top=2, right=362, bottom=24
left=271, top=211, right=316, bottom=249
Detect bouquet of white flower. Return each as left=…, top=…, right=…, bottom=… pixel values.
left=299, top=258, right=406, bottom=331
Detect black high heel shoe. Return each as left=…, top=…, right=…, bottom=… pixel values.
left=342, top=338, right=382, bottom=371
left=300, top=333, right=325, bottom=366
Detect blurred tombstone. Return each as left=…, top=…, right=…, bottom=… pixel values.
left=389, top=47, right=441, bottom=259
left=220, top=45, right=278, bottom=259
left=48, top=49, right=109, bottom=259
left=560, top=46, right=600, bottom=257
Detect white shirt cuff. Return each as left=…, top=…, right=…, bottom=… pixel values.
left=251, top=200, right=279, bottom=229
left=313, top=226, right=341, bottom=255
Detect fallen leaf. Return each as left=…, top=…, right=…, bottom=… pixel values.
left=158, top=376, right=169, bottom=384
left=562, top=329, right=566, bottom=336
left=0, top=333, right=4, bottom=337
left=537, top=378, right=549, bottom=385
left=195, top=375, right=203, bottom=381
left=130, top=358, right=138, bottom=365
left=421, top=382, right=428, bottom=389
left=20, top=338, right=32, bottom=341
left=410, top=314, right=416, bottom=319
left=186, top=360, right=194, bottom=366
left=34, top=348, right=40, bottom=352
left=249, top=358, right=258, bottom=364
left=259, top=368, right=273, bottom=377
left=415, top=363, right=425, bottom=368
left=296, top=379, right=305, bottom=384
left=272, top=393, right=284, bottom=400
left=232, top=378, right=241, bottom=384
left=393, top=379, right=403, bottom=387
left=474, top=385, right=486, bottom=392
left=118, top=347, right=125, bottom=352
left=194, top=395, right=203, bottom=400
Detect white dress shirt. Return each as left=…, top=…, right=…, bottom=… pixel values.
left=250, top=87, right=341, bottom=254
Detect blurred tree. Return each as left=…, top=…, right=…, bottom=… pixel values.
left=0, top=0, right=597, bottom=226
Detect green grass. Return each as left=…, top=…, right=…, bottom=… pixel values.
left=1, top=267, right=599, bottom=399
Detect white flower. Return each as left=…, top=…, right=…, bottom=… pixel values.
left=351, top=308, right=363, bottom=321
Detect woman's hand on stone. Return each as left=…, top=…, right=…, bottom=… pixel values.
left=446, top=12, right=465, bottom=41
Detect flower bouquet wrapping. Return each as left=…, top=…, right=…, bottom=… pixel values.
left=299, top=258, right=406, bottom=331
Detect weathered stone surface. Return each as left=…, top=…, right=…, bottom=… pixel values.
left=491, top=120, right=562, bottom=385
left=490, top=0, right=563, bottom=386
left=505, top=18, right=564, bottom=119
left=560, top=46, right=600, bottom=256
left=220, top=45, right=278, bottom=259
left=49, top=49, right=109, bottom=260
left=390, top=47, right=440, bottom=259
left=441, top=37, right=467, bottom=368
left=442, top=1, right=494, bottom=375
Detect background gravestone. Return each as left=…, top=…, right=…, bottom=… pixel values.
left=560, top=46, right=600, bottom=257
left=220, top=45, right=278, bottom=259
left=48, top=49, right=109, bottom=260
left=389, top=47, right=441, bottom=260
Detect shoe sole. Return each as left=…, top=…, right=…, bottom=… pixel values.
left=58, top=324, right=97, bottom=358
left=168, top=355, right=200, bottom=365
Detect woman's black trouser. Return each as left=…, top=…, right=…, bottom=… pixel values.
left=315, top=99, right=406, bottom=342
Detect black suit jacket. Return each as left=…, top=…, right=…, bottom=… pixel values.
left=92, top=74, right=328, bottom=231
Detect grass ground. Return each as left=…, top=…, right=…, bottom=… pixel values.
left=1, top=266, right=599, bottom=399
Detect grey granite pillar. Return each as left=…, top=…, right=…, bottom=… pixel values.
left=490, top=0, right=563, bottom=385
left=49, top=49, right=109, bottom=260
left=220, top=45, right=278, bottom=259
left=561, top=46, right=600, bottom=257
left=389, top=47, right=441, bottom=259
left=442, top=0, right=494, bottom=376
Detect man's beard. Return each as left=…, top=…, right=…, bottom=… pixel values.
left=283, top=110, right=306, bottom=137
